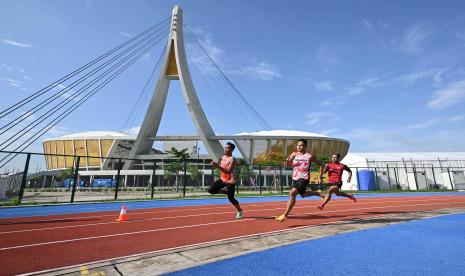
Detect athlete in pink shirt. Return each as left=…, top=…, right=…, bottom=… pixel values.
left=276, top=139, right=324, bottom=222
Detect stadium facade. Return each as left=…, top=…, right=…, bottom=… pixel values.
left=42, top=130, right=350, bottom=171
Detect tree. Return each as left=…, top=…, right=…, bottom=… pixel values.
left=313, top=155, right=330, bottom=171
left=188, top=165, right=201, bottom=189
left=59, top=167, right=75, bottom=181
left=235, top=158, right=255, bottom=189
left=255, top=152, right=286, bottom=191
left=164, top=147, right=189, bottom=191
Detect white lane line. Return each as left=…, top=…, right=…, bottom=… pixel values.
left=0, top=198, right=456, bottom=235
left=3, top=195, right=460, bottom=223
left=1, top=197, right=460, bottom=235
left=2, top=200, right=465, bottom=252
left=4, top=194, right=462, bottom=216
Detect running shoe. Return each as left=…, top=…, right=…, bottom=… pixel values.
left=317, top=204, right=324, bottom=210
left=349, top=194, right=357, bottom=202
left=236, top=210, right=243, bottom=219
left=275, top=214, right=287, bottom=222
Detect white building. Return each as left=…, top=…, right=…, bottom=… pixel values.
left=341, top=152, right=465, bottom=191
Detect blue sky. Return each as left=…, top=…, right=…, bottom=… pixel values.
left=1, top=0, right=465, bottom=157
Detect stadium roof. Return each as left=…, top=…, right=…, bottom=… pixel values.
left=44, top=131, right=134, bottom=141
left=235, top=130, right=328, bottom=137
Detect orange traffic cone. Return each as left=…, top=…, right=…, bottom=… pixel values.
left=116, top=205, right=128, bottom=222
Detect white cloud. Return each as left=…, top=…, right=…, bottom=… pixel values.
left=55, top=84, right=81, bottom=102
left=186, top=26, right=225, bottom=75
left=361, top=19, right=374, bottom=32
left=347, top=75, right=383, bottom=95
left=396, top=69, right=445, bottom=85
left=306, top=112, right=332, bottom=125
left=1, top=38, right=34, bottom=48
left=360, top=19, right=392, bottom=33
left=188, top=27, right=223, bottom=64
left=44, top=126, right=70, bottom=138
left=343, top=127, right=465, bottom=152
left=240, top=62, right=281, bottom=81
left=187, top=26, right=281, bottom=81
left=320, top=128, right=341, bottom=136
left=119, top=31, right=134, bottom=37
left=84, top=0, right=93, bottom=10
left=0, top=64, right=13, bottom=71
left=1, top=77, right=29, bottom=91
left=407, top=115, right=465, bottom=130
left=428, top=80, right=465, bottom=109
left=456, top=31, right=465, bottom=44
left=23, top=111, right=36, bottom=121
left=378, top=21, right=392, bottom=30
left=399, top=21, right=434, bottom=55
left=449, top=114, right=465, bottom=123
left=140, top=52, right=152, bottom=63
left=314, top=44, right=343, bottom=69
left=407, top=118, right=440, bottom=129
left=318, top=96, right=346, bottom=107
left=314, top=81, right=335, bottom=91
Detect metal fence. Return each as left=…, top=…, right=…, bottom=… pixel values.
left=1, top=150, right=464, bottom=205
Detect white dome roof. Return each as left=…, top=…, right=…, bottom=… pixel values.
left=45, top=131, right=134, bottom=141
left=235, top=130, right=328, bottom=138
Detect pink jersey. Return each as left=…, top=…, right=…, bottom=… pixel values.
left=220, top=155, right=237, bottom=184
left=292, top=152, right=312, bottom=181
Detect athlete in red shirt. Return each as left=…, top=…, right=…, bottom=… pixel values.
left=318, top=153, right=356, bottom=209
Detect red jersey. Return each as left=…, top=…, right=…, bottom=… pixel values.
left=327, top=162, right=348, bottom=183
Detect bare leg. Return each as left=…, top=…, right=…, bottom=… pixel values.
left=301, top=190, right=324, bottom=198
left=335, top=190, right=356, bottom=202
left=318, top=186, right=339, bottom=209
left=283, top=188, right=299, bottom=217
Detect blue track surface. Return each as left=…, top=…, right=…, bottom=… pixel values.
left=169, top=212, right=465, bottom=276
left=0, top=192, right=463, bottom=219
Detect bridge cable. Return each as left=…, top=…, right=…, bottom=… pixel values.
left=0, top=17, right=170, bottom=120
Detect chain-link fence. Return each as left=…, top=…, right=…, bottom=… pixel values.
left=1, top=150, right=464, bottom=205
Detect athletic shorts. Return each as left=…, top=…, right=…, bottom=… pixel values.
left=329, top=182, right=343, bottom=189
left=292, top=178, right=309, bottom=196
left=208, top=179, right=236, bottom=194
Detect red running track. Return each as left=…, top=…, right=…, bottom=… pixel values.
left=1, top=195, right=465, bottom=275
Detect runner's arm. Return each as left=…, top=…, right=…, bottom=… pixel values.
left=287, top=152, right=296, bottom=166
left=212, top=157, right=235, bottom=174
left=344, top=165, right=352, bottom=182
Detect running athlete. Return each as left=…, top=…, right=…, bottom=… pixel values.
left=208, top=142, right=243, bottom=219
left=276, top=139, right=324, bottom=222
left=318, top=153, right=356, bottom=209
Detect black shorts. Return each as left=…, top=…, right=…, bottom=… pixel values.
left=329, top=182, right=343, bottom=189
left=208, top=180, right=236, bottom=194
left=292, top=179, right=309, bottom=196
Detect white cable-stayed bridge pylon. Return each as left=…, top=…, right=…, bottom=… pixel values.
left=123, top=6, right=272, bottom=169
